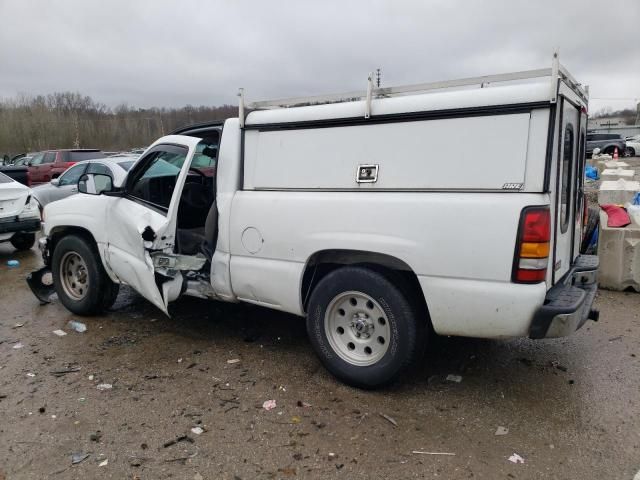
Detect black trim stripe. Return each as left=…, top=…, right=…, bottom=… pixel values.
left=244, top=101, right=550, bottom=131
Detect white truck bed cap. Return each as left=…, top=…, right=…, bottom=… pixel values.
left=246, top=81, right=551, bottom=126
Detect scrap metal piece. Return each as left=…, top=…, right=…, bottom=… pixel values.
left=26, top=266, right=55, bottom=305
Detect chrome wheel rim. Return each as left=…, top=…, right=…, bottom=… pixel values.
left=324, top=291, right=391, bottom=366
left=60, top=251, right=89, bottom=300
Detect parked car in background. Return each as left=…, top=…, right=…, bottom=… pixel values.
left=12, top=154, right=34, bottom=166
left=32, top=157, right=136, bottom=209
left=586, top=133, right=627, bottom=157
left=0, top=172, right=40, bottom=250
left=625, top=139, right=640, bottom=157
left=28, top=149, right=106, bottom=184
left=625, top=134, right=640, bottom=142
left=0, top=164, right=31, bottom=186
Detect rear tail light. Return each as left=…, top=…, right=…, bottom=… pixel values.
left=26, top=170, right=31, bottom=187
left=513, top=206, right=551, bottom=284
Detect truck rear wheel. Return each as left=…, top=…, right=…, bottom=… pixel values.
left=52, top=234, right=118, bottom=315
left=306, top=266, right=425, bottom=389
left=10, top=233, right=35, bottom=251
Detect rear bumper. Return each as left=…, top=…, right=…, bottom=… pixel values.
left=529, top=255, right=599, bottom=339
left=0, top=218, right=40, bottom=235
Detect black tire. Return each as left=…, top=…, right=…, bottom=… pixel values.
left=100, top=281, right=120, bottom=311
left=10, top=233, right=36, bottom=251
left=306, top=266, right=426, bottom=389
left=625, top=147, right=635, bottom=157
left=51, top=234, right=117, bottom=315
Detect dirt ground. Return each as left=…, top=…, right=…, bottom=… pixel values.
left=1, top=247, right=639, bottom=480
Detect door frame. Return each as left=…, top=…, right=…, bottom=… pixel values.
left=552, top=95, right=580, bottom=284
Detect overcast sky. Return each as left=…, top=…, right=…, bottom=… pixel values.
left=0, top=0, right=638, bottom=114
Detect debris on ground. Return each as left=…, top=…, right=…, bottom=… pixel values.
left=495, top=426, right=509, bottom=436
left=379, top=413, right=398, bottom=427
left=508, top=453, right=525, bottom=464
left=163, top=435, right=194, bottom=448
left=226, top=358, right=240, bottom=364
left=53, top=330, right=67, bottom=337
left=98, top=459, right=108, bottom=467
left=12, top=323, right=24, bottom=328
left=51, top=367, right=81, bottom=376
left=12, top=342, right=23, bottom=349
left=551, top=360, right=568, bottom=372
left=263, top=399, right=277, bottom=411
left=26, top=372, right=35, bottom=377
left=96, top=383, right=112, bottom=391
left=190, top=426, right=204, bottom=435
left=291, top=416, right=301, bottom=424
left=297, top=400, right=312, bottom=408
left=412, top=451, right=456, bottom=456
left=446, top=374, right=463, bottom=383
left=67, top=321, right=87, bottom=333
left=89, top=431, right=102, bottom=442
left=71, top=452, right=90, bottom=465
left=7, top=260, right=19, bottom=268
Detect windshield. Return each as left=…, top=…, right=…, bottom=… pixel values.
left=192, top=140, right=218, bottom=168
left=0, top=172, right=14, bottom=183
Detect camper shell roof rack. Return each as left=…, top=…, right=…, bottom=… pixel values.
left=238, top=51, right=588, bottom=127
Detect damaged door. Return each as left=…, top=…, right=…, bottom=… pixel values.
left=104, top=138, right=202, bottom=314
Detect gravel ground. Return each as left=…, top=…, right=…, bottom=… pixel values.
left=1, top=242, right=640, bottom=480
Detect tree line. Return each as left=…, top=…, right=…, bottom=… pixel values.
left=0, top=92, right=238, bottom=157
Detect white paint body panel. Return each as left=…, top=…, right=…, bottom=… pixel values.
left=245, top=114, right=531, bottom=191
left=229, top=190, right=549, bottom=337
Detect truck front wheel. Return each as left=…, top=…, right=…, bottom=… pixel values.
left=51, top=235, right=118, bottom=315
left=306, top=266, right=425, bottom=389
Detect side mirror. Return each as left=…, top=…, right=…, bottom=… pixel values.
left=78, top=173, right=113, bottom=195
left=50, top=178, right=60, bottom=187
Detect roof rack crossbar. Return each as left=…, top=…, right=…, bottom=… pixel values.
left=240, top=52, right=589, bottom=118
left=247, top=67, right=553, bottom=110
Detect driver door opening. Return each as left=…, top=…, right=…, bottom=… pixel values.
left=124, top=132, right=220, bottom=273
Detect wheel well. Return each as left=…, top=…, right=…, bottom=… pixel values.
left=49, top=226, right=98, bottom=258
left=301, top=249, right=430, bottom=324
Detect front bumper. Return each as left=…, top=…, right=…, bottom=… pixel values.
left=529, top=255, right=600, bottom=339
left=0, top=217, right=40, bottom=235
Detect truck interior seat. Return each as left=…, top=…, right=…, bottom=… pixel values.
left=176, top=200, right=218, bottom=258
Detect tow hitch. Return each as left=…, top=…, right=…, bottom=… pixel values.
left=26, top=266, right=55, bottom=305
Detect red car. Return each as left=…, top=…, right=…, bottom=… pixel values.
left=28, top=149, right=106, bottom=184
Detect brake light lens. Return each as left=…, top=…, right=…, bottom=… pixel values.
left=26, top=170, right=31, bottom=187
left=513, top=206, right=551, bottom=283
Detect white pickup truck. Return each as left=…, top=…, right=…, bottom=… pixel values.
left=28, top=54, right=599, bottom=388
